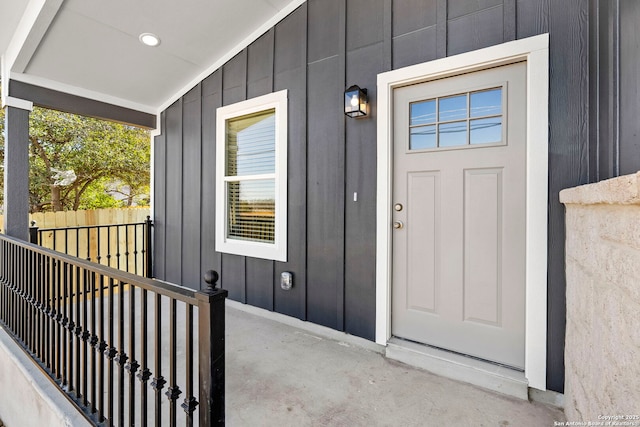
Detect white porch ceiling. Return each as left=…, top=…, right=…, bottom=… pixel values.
left=1, top=0, right=305, bottom=114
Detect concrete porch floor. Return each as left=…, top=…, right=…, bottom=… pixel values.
left=225, top=304, right=565, bottom=426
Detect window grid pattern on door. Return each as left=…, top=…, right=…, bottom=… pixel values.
left=409, top=87, right=504, bottom=151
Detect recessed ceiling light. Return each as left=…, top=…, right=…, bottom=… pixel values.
left=139, top=33, right=160, bottom=47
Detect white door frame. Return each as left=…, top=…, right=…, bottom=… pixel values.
left=375, top=34, right=549, bottom=390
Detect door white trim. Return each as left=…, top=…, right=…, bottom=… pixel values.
left=376, top=34, right=549, bottom=390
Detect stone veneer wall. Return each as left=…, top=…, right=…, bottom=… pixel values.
left=560, top=172, right=640, bottom=420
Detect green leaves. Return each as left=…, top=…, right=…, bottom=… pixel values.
left=0, top=92, right=150, bottom=212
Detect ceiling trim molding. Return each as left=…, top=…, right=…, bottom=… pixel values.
left=10, top=79, right=157, bottom=129
left=4, top=0, right=64, bottom=74
left=10, top=71, right=158, bottom=114
left=156, top=0, right=307, bottom=113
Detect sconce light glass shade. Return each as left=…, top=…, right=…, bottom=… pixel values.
left=344, top=85, right=368, bottom=117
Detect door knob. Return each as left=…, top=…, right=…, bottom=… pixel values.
left=393, top=221, right=404, bottom=229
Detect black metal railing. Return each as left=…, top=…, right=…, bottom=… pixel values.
left=0, top=233, right=227, bottom=426
left=29, top=216, right=153, bottom=278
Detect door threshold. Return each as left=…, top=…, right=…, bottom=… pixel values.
left=386, top=337, right=528, bottom=400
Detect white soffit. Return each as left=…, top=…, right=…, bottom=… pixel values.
left=2, top=0, right=304, bottom=113
left=0, top=1, right=28, bottom=57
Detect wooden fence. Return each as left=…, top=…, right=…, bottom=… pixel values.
left=0, top=207, right=150, bottom=230
left=0, top=208, right=151, bottom=275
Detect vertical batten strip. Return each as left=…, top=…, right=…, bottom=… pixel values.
left=504, top=0, right=517, bottom=41
left=436, top=0, right=448, bottom=58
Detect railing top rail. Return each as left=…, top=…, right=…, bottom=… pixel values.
left=0, top=233, right=198, bottom=304
left=35, top=222, right=148, bottom=232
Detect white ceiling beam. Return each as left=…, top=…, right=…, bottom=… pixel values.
left=4, top=0, right=64, bottom=75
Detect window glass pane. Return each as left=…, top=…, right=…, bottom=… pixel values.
left=227, top=179, right=275, bottom=243
left=438, top=94, right=467, bottom=121
left=410, top=100, right=436, bottom=126
left=410, top=125, right=436, bottom=150
left=226, top=109, right=276, bottom=176
left=438, top=121, right=467, bottom=147
left=470, top=117, right=502, bottom=145
left=470, top=88, right=502, bottom=118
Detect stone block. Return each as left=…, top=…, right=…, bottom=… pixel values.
left=561, top=171, right=640, bottom=421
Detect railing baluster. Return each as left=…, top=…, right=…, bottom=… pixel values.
left=54, top=258, right=61, bottom=379
left=182, top=304, right=197, bottom=427
left=124, top=225, right=130, bottom=274
left=138, top=288, right=150, bottom=427
left=107, top=277, right=116, bottom=426
left=151, top=293, right=165, bottom=427
left=62, top=262, right=69, bottom=386
left=44, top=255, right=51, bottom=370
left=30, top=250, right=37, bottom=355
left=115, top=225, right=121, bottom=271
left=116, top=280, right=127, bottom=427
left=125, top=283, right=139, bottom=426
left=75, top=265, right=82, bottom=398
left=166, top=297, right=180, bottom=427
left=106, top=227, right=112, bottom=269
left=96, top=227, right=102, bottom=266
left=98, top=274, right=106, bottom=422
left=133, top=224, right=139, bottom=276
left=90, top=271, right=98, bottom=414
left=76, top=228, right=80, bottom=259
left=82, top=268, right=89, bottom=407
left=86, top=228, right=92, bottom=262
left=67, top=262, right=75, bottom=390
left=16, top=246, right=22, bottom=342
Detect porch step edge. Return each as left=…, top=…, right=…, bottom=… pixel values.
left=529, top=388, right=565, bottom=409
left=386, top=338, right=529, bottom=400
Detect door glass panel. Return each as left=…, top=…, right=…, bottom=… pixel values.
left=470, top=88, right=502, bottom=118
left=410, top=100, right=436, bottom=126
left=408, top=86, right=504, bottom=151
left=439, top=95, right=467, bottom=121
left=470, top=117, right=502, bottom=145
left=410, top=125, right=437, bottom=149
left=439, top=121, right=467, bottom=147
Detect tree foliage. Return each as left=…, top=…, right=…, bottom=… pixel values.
left=0, top=91, right=150, bottom=213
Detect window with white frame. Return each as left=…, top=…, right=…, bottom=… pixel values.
left=215, top=90, right=287, bottom=261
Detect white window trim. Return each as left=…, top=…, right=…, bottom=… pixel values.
left=376, top=34, right=549, bottom=390
left=215, top=90, right=288, bottom=262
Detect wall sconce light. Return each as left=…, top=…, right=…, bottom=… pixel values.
left=344, top=85, right=368, bottom=118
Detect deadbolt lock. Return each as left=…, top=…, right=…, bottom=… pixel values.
left=394, top=203, right=403, bottom=212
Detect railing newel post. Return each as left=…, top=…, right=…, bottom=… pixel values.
left=144, top=216, right=153, bottom=278
left=29, top=221, right=39, bottom=245
left=196, top=270, right=227, bottom=427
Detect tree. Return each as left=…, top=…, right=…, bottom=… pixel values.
left=0, top=89, right=150, bottom=212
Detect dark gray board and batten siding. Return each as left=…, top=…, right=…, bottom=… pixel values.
left=154, top=0, right=640, bottom=393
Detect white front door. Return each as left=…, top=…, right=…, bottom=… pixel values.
left=391, top=62, right=527, bottom=369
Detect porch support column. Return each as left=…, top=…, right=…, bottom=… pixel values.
left=2, top=97, right=33, bottom=241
